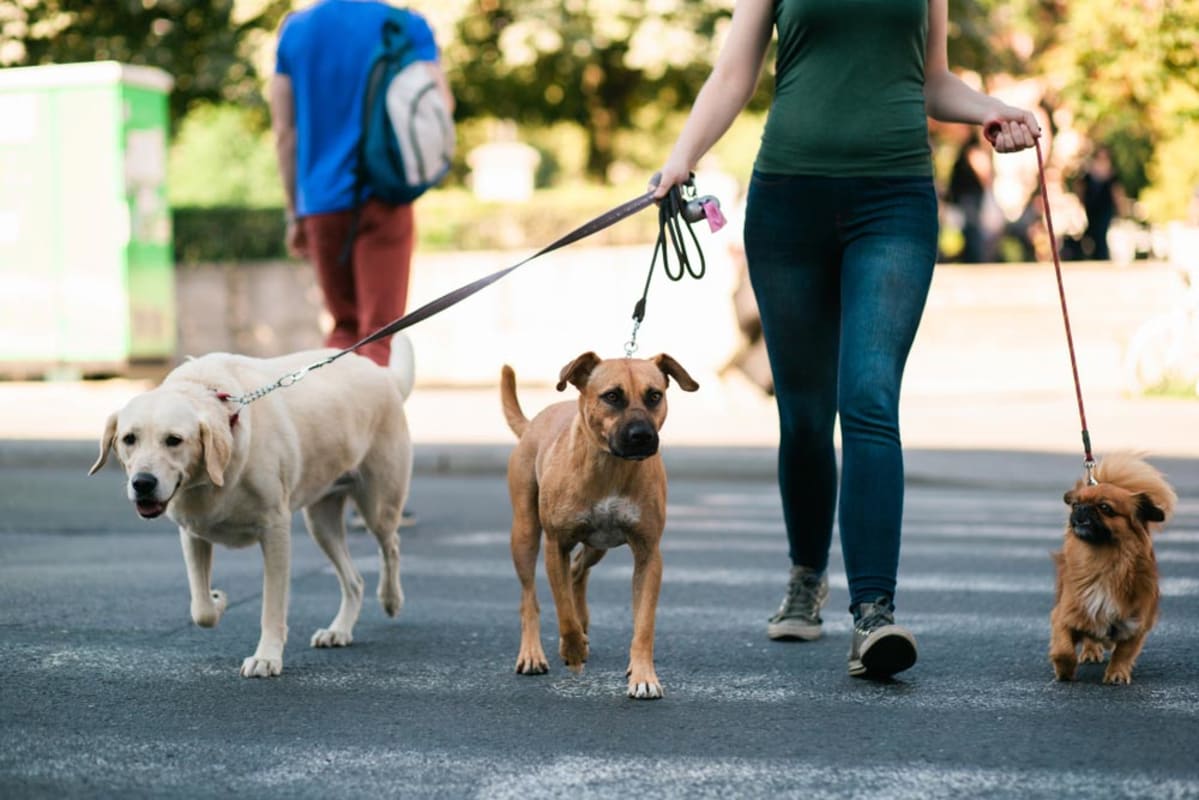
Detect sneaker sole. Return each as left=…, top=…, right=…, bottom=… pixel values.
left=849, top=629, right=918, bottom=678
left=767, top=620, right=823, bottom=641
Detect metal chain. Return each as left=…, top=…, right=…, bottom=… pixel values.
left=624, top=319, right=642, bottom=357
left=218, top=355, right=336, bottom=413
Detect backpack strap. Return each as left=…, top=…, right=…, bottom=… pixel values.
left=340, top=14, right=413, bottom=267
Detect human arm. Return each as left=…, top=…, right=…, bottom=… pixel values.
left=923, top=0, right=1039, bottom=153
left=653, top=0, right=774, bottom=198
left=267, top=73, right=307, bottom=258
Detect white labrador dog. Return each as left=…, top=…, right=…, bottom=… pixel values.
left=90, top=347, right=414, bottom=678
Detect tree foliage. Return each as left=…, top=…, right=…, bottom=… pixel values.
left=4, top=0, right=1194, bottom=220
left=1041, top=0, right=1199, bottom=219
left=446, top=0, right=768, bottom=181
left=0, top=0, right=291, bottom=124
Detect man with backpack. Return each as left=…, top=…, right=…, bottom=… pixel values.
left=269, top=1, right=453, bottom=368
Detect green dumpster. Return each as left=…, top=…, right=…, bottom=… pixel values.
left=0, top=61, right=175, bottom=377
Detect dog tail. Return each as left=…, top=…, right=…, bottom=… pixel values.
left=389, top=333, right=416, bottom=401
left=500, top=365, right=528, bottom=438
left=1094, top=451, right=1178, bottom=527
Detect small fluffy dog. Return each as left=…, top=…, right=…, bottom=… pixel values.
left=501, top=352, right=698, bottom=699
left=90, top=349, right=414, bottom=678
left=1050, top=452, right=1177, bottom=684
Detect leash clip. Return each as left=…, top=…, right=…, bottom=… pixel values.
left=624, top=319, right=641, bottom=357
left=1084, top=458, right=1098, bottom=486
left=278, top=366, right=311, bottom=388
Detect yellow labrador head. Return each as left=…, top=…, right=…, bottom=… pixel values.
left=556, top=351, right=699, bottom=460
left=89, top=386, right=234, bottom=519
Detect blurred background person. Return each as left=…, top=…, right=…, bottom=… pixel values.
left=947, top=132, right=1003, bottom=263
left=1075, top=145, right=1127, bottom=261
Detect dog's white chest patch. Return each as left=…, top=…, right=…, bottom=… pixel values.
left=577, top=496, right=641, bottom=549
left=1080, top=582, right=1122, bottom=627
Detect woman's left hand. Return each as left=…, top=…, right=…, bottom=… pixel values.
left=982, top=106, right=1041, bottom=153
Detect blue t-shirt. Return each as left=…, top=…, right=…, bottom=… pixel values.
left=275, top=0, right=438, bottom=216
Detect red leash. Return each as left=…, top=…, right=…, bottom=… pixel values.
left=988, top=124, right=1096, bottom=482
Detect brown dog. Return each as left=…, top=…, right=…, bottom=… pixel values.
left=1050, top=452, right=1177, bottom=684
left=501, top=352, right=698, bottom=699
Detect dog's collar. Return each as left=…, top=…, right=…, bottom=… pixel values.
left=212, top=390, right=241, bottom=429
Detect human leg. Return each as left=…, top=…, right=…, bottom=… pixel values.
left=302, top=209, right=360, bottom=351
left=351, top=200, right=414, bottom=366
left=836, top=176, right=937, bottom=607
left=744, top=172, right=841, bottom=638
left=837, top=175, right=937, bottom=676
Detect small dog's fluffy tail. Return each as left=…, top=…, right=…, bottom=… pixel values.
left=1095, top=451, right=1178, bottom=526
left=500, top=365, right=528, bottom=438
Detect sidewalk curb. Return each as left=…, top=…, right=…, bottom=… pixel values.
left=9, top=439, right=1199, bottom=494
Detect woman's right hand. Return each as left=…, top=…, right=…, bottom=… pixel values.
left=651, top=157, right=693, bottom=200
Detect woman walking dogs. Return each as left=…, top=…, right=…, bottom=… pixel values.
left=654, top=0, right=1039, bottom=679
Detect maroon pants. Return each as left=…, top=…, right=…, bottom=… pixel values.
left=303, top=199, right=414, bottom=366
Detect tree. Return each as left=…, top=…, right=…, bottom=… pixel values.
left=447, top=0, right=768, bottom=182
left=0, top=0, right=292, bottom=125
left=1041, top=0, right=1199, bottom=220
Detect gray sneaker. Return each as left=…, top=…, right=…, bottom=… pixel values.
left=767, top=566, right=829, bottom=641
left=847, top=597, right=918, bottom=678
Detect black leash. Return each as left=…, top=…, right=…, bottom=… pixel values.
left=220, top=181, right=718, bottom=412
left=626, top=180, right=723, bottom=354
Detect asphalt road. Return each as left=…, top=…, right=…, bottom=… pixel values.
left=3, top=452, right=1199, bottom=799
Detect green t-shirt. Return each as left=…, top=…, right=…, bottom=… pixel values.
left=755, top=0, right=932, bottom=177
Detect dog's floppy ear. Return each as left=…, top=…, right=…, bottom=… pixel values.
left=200, top=419, right=233, bottom=488
left=89, top=412, right=118, bottom=476
left=556, top=351, right=602, bottom=392
left=1063, top=489, right=1077, bottom=506
left=1135, top=493, right=1167, bottom=525
left=651, top=353, right=700, bottom=392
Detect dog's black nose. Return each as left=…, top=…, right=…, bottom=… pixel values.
left=131, top=472, right=158, bottom=496
left=616, top=421, right=659, bottom=459
left=1070, top=505, right=1111, bottom=543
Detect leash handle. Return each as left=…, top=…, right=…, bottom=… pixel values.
left=986, top=123, right=1095, bottom=475
left=624, top=180, right=712, bottom=354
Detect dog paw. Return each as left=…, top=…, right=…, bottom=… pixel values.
left=1079, top=642, right=1106, bottom=663
left=1103, top=666, right=1134, bottom=685
left=559, top=635, right=589, bottom=673
left=378, top=584, right=404, bottom=618
left=191, top=589, right=228, bottom=628
left=1051, top=655, right=1077, bottom=682
left=310, top=627, right=353, bottom=648
left=626, top=669, right=664, bottom=700
left=515, top=651, right=549, bottom=675
left=239, top=655, right=282, bottom=678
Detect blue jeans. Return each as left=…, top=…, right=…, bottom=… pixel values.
left=743, top=172, right=938, bottom=609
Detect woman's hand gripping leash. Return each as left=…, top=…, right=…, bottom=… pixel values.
left=625, top=172, right=727, bottom=356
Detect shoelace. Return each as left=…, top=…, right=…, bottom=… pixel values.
left=855, top=602, right=894, bottom=632
left=779, top=574, right=824, bottom=615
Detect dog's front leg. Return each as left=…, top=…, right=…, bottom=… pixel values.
left=1104, top=630, right=1148, bottom=685
left=512, top=518, right=548, bottom=675
left=1048, top=610, right=1078, bottom=681
left=180, top=529, right=226, bottom=628
left=544, top=538, right=587, bottom=672
left=241, top=523, right=290, bottom=678
left=626, top=538, right=664, bottom=699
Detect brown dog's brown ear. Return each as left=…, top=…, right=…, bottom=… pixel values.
left=1063, top=489, right=1077, bottom=506
left=556, top=351, right=602, bottom=392
left=88, top=412, right=118, bottom=476
left=1135, top=493, right=1167, bottom=525
left=651, top=353, right=700, bottom=392
left=200, top=420, right=233, bottom=487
